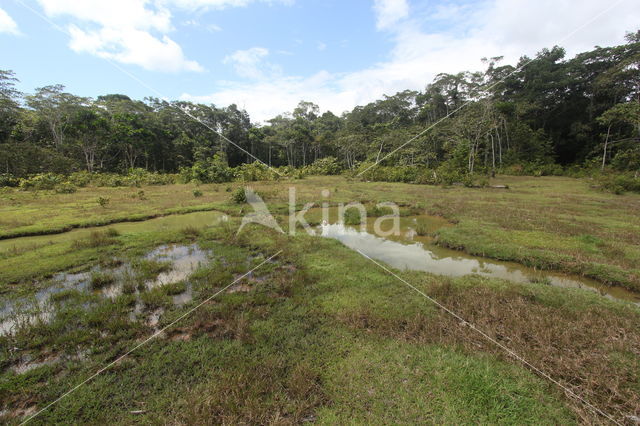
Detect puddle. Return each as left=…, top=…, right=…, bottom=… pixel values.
left=10, top=349, right=88, bottom=374
left=145, top=245, right=208, bottom=290
left=316, top=218, right=640, bottom=306
left=0, top=244, right=210, bottom=335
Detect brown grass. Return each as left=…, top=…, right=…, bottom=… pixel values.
left=340, top=281, right=640, bottom=423
left=172, top=359, right=326, bottom=425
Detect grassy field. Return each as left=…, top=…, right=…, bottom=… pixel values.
left=2, top=175, right=639, bottom=289
left=1, top=175, right=639, bottom=423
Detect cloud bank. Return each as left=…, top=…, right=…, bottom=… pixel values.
left=183, top=0, right=640, bottom=122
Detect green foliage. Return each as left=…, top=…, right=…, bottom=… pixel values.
left=183, top=155, right=234, bottom=184
left=89, top=271, right=115, bottom=290
left=54, top=182, right=77, bottom=194
left=304, top=157, right=342, bottom=175
left=97, top=196, right=110, bottom=208
left=231, top=187, right=247, bottom=204
left=2, top=37, right=640, bottom=187
left=342, top=208, right=362, bottom=226
left=357, top=163, right=419, bottom=183
left=18, top=173, right=64, bottom=190
left=67, top=171, right=93, bottom=187
left=234, top=162, right=279, bottom=182
left=192, top=189, right=203, bottom=198
left=414, top=221, right=430, bottom=236
left=0, top=173, right=19, bottom=187
left=501, top=162, right=564, bottom=177
left=596, top=173, right=640, bottom=194
left=72, top=229, right=119, bottom=249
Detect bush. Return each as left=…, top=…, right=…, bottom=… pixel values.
left=55, top=182, right=77, bottom=194
left=596, top=173, right=640, bottom=194
left=0, top=173, right=19, bottom=187
left=231, top=187, right=247, bottom=204
left=18, top=173, right=64, bottom=190
left=304, top=157, right=342, bottom=175
left=67, top=171, right=93, bottom=187
left=342, top=208, right=363, bottom=226
left=97, top=196, right=110, bottom=208
left=234, top=162, right=279, bottom=182
left=184, top=155, right=234, bottom=184
left=193, top=189, right=203, bottom=198
left=501, top=162, right=564, bottom=177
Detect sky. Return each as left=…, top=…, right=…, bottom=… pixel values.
left=1, top=0, right=639, bottom=122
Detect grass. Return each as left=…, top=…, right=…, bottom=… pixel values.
left=89, top=271, right=116, bottom=290
left=3, top=176, right=638, bottom=289
left=0, top=176, right=639, bottom=423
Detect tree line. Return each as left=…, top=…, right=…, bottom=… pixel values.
left=0, top=30, right=638, bottom=179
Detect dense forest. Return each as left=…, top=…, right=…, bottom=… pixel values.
left=1, top=31, right=638, bottom=182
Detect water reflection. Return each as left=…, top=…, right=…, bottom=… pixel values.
left=0, top=244, right=209, bottom=335
left=318, top=222, right=640, bottom=305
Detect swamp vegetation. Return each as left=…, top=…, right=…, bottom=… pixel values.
left=0, top=176, right=639, bottom=424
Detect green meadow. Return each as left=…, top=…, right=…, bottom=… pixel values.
left=0, top=175, right=639, bottom=424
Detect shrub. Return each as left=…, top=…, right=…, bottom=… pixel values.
left=185, top=155, right=234, bottom=184
left=0, top=173, right=19, bottom=187
left=596, top=173, right=640, bottom=194
left=304, top=157, right=342, bottom=175
left=97, top=196, right=110, bottom=208
left=234, top=162, right=278, bottom=182
left=231, top=187, right=247, bottom=204
left=193, top=189, right=203, bottom=198
left=67, top=171, right=93, bottom=187
left=342, top=208, right=362, bottom=226
left=18, top=173, right=64, bottom=190
left=55, top=182, right=77, bottom=194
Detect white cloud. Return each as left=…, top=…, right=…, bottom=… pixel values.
left=38, top=0, right=172, bottom=32
left=183, top=0, right=640, bottom=123
left=35, top=0, right=296, bottom=72
left=161, top=0, right=294, bottom=11
left=68, top=25, right=203, bottom=72
left=317, top=41, right=327, bottom=51
left=373, top=0, right=408, bottom=30
left=0, top=7, right=19, bottom=35
left=223, top=47, right=282, bottom=79
left=37, top=0, right=202, bottom=72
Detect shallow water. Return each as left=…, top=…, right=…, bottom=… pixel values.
left=316, top=218, right=640, bottom=306
left=0, top=244, right=210, bottom=335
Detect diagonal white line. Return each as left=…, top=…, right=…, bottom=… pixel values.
left=12, top=0, right=283, bottom=176
left=357, top=0, right=629, bottom=177
left=20, top=250, right=283, bottom=425
left=355, top=248, right=622, bottom=425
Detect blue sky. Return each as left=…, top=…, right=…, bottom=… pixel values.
left=1, top=0, right=638, bottom=121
